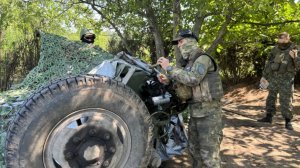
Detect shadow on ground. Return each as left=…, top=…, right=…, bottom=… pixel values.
left=161, top=86, right=300, bottom=168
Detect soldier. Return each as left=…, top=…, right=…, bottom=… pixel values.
left=80, top=28, right=96, bottom=44
left=157, top=29, right=224, bottom=168
left=259, top=32, right=299, bottom=130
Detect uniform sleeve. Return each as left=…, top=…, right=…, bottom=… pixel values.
left=293, top=46, right=300, bottom=70
left=294, top=56, right=300, bottom=70
left=262, top=48, right=275, bottom=80
left=168, top=55, right=213, bottom=87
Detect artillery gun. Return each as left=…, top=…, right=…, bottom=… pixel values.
left=5, top=39, right=187, bottom=168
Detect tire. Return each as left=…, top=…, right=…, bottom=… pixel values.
left=5, top=75, right=153, bottom=168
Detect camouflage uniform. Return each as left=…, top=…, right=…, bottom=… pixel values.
left=167, top=38, right=224, bottom=168
left=262, top=43, right=300, bottom=120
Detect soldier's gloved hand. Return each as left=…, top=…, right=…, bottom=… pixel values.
left=157, top=73, right=170, bottom=85
left=157, top=57, right=170, bottom=70
left=289, top=49, right=298, bottom=59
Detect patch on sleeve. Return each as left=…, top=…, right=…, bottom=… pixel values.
left=197, top=64, right=206, bottom=75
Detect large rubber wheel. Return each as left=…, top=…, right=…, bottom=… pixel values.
left=5, top=75, right=153, bottom=168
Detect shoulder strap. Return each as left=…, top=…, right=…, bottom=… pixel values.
left=202, top=53, right=218, bottom=72
left=186, top=52, right=218, bottom=72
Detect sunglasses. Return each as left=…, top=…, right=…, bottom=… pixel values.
left=84, top=36, right=95, bottom=40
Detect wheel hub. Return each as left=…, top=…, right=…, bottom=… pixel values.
left=43, top=108, right=131, bottom=168
left=64, top=126, right=116, bottom=167
left=82, top=145, right=103, bottom=162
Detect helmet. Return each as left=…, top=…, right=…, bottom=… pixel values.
left=80, top=28, right=95, bottom=39
left=80, top=28, right=96, bottom=44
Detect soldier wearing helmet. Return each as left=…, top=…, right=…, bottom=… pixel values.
left=157, top=29, right=223, bottom=168
left=80, top=28, right=96, bottom=44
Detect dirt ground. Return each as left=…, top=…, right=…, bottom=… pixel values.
left=162, top=83, right=300, bottom=168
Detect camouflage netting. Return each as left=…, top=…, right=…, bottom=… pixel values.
left=17, top=32, right=113, bottom=91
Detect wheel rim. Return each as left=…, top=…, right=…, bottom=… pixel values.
left=43, top=108, right=131, bottom=168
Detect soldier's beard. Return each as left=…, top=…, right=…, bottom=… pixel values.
left=179, top=38, right=198, bottom=60
left=278, top=41, right=291, bottom=50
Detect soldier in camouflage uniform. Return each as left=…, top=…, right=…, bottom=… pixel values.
left=259, top=32, right=299, bottom=130
left=157, top=30, right=224, bottom=168
left=80, top=28, right=96, bottom=44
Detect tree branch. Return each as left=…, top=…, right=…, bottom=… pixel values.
left=193, top=11, right=220, bottom=37
left=55, top=2, right=82, bottom=18
left=139, top=0, right=165, bottom=58
left=172, top=0, right=182, bottom=67
left=242, top=20, right=300, bottom=26
left=207, top=11, right=233, bottom=54
left=80, top=0, right=133, bottom=53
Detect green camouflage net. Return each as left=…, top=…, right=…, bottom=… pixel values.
left=18, top=32, right=113, bottom=91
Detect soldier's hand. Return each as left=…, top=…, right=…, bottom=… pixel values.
left=260, top=77, right=269, bottom=89
left=289, top=49, right=298, bottom=59
left=157, top=73, right=170, bottom=85
left=157, top=57, right=170, bottom=70
left=260, top=77, right=268, bottom=84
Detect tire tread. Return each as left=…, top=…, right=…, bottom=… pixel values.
left=5, top=75, right=153, bottom=168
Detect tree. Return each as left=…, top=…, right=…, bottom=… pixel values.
left=1, top=0, right=300, bottom=90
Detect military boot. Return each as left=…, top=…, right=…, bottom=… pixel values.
left=257, top=113, right=273, bottom=123
left=285, top=119, right=294, bottom=130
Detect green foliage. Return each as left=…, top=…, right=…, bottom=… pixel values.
left=1, top=0, right=300, bottom=166
left=0, top=0, right=112, bottom=91
left=0, top=87, right=30, bottom=168
left=0, top=131, right=5, bottom=167
left=0, top=89, right=29, bottom=104
left=17, top=32, right=113, bottom=90
left=1, top=1, right=300, bottom=83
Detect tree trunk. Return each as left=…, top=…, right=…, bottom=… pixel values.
left=192, top=0, right=209, bottom=37
left=0, top=30, right=4, bottom=91
left=193, top=11, right=220, bottom=38
left=172, top=0, right=182, bottom=67
left=193, top=11, right=205, bottom=38
left=149, top=40, right=157, bottom=64
left=144, top=3, right=165, bottom=59
left=0, top=30, right=2, bottom=58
